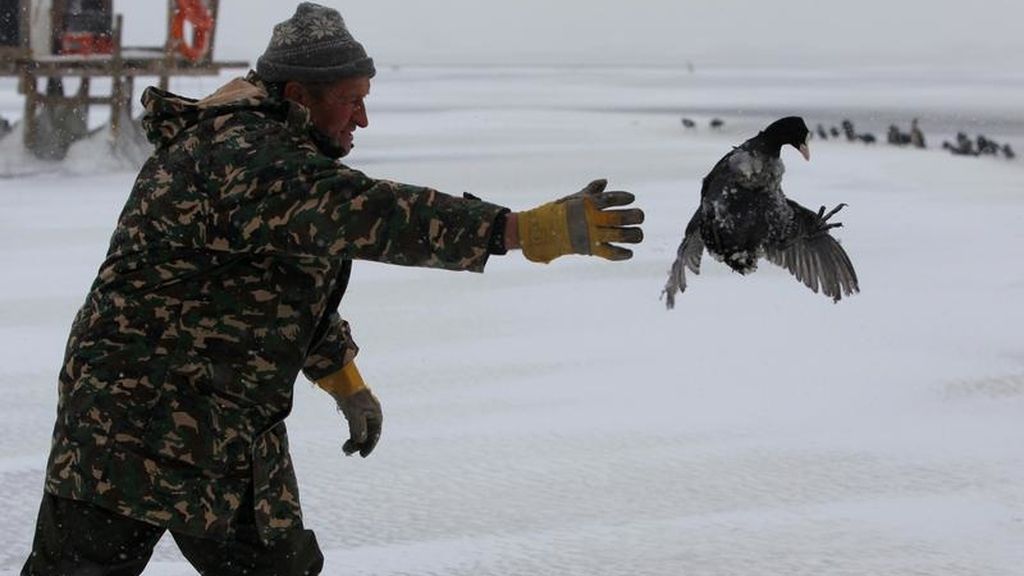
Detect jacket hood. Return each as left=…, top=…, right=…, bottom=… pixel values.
left=141, top=72, right=304, bottom=148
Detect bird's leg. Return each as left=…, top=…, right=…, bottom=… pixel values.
left=812, top=203, right=847, bottom=233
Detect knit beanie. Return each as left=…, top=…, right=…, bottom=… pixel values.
left=256, top=2, right=376, bottom=83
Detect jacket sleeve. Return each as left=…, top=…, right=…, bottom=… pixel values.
left=301, top=310, right=356, bottom=382
left=199, top=118, right=508, bottom=272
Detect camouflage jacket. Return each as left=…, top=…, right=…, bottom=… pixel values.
left=44, top=73, right=508, bottom=542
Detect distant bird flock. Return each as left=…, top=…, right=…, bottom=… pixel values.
left=682, top=116, right=1017, bottom=161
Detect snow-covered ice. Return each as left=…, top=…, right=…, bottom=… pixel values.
left=1, top=65, right=1023, bottom=575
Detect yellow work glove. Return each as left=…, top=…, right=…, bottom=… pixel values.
left=517, top=179, right=644, bottom=263
left=316, top=362, right=382, bottom=457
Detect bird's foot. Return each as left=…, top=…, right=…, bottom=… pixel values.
left=814, top=203, right=847, bottom=232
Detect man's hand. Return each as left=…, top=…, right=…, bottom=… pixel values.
left=316, top=362, right=382, bottom=457
left=337, top=388, right=382, bottom=457
left=515, top=179, right=644, bottom=263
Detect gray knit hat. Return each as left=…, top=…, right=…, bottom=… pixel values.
left=256, top=2, right=376, bottom=82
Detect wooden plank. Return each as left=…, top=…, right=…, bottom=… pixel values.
left=21, top=65, right=35, bottom=150
left=125, top=74, right=133, bottom=115
left=51, top=0, right=64, bottom=54
left=1, top=57, right=247, bottom=78
left=206, top=0, right=218, bottom=65
left=34, top=93, right=111, bottom=106
left=160, top=0, right=172, bottom=89
left=110, top=14, right=123, bottom=139
left=19, top=0, right=27, bottom=51
left=78, top=75, right=90, bottom=120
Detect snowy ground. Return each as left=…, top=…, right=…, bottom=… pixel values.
left=1, top=66, right=1023, bottom=575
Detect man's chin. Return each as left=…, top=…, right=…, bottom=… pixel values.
left=311, top=130, right=353, bottom=159
left=334, top=134, right=355, bottom=157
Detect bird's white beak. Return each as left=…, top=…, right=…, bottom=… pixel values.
left=799, top=142, right=811, bottom=161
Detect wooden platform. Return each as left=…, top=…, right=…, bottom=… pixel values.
left=1, top=1, right=248, bottom=154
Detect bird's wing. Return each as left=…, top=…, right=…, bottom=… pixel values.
left=765, top=232, right=859, bottom=301
left=662, top=209, right=704, bottom=309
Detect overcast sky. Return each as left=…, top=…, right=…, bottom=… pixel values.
left=117, top=0, right=1024, bottom=70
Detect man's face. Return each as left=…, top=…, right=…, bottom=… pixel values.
left=287, top=76, right=371, bottom=157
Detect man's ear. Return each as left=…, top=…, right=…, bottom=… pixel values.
left=283, top=81, right=309, bottom=106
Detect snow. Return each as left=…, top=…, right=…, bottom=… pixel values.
left=2, top=64, right=1024, bottom=575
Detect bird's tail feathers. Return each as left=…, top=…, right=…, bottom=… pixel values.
left=662, top=240, right=701, bottom=310
left=661, top=257, right=686, bottom=310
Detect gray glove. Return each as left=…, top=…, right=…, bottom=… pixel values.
left=336, top=388, right=382, bottom=457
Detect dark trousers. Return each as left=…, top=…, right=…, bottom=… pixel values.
left=22, top=493, right=324, bottom=576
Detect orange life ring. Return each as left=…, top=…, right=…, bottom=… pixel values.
left=170, top=0, right=214, bottom=62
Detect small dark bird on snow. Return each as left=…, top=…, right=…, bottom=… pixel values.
left=1003, top=143, right=1016, bottom=160
left=841, top=119, right=857, bottom=141
left=910, top=118, right=926, bottom=149
left=888, top=125, right=912, bottom=146
left=816, top=124, right=829, bottom=140
left=829, top=126, right=841, bottom=138
left=976, top=134, right=1000, bottom=156
left=950, top=132, right=978, bottom=156
left=857, top=133, right=877, bottom=145
left=681, top=117, right=697, bottom=129
left=943, top=140, right=975, bottom=156
left=663, top=116, right=859, bottom=308
left=710, top=117, right=725, bottom=130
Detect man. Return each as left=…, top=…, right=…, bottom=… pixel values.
left=22, top=3, right=643, bottom=575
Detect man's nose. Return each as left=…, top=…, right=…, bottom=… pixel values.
left=354, top=105, right=369, bottom=128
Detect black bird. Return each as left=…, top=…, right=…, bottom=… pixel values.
left=910, top=118, right=926, bottom=149
left=951, top=132, right=978, bottom=156
left=829, top=126, right=841, bottom=138
left=841, top=119, right=857, bottom=141
left=888, top=125, right=912, bottom=146
left=976, top=134, right=1000, bottom=156
left=816, top=123, right=829, bottom=140
left=857, top=133, right=877, bottom=145
left=681, top=117, right=697, bottom=129
left=663, top=116, right=859, bottom=308
left=887, top=126, right=899, bottom=145
left=1003, top=143, right=1016, bottom=160
left=710, top=117, right=725, bottom=130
